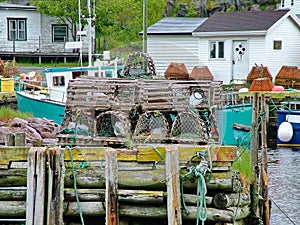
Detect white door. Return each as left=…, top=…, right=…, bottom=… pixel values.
left=232, top=40, right=249, bottom=80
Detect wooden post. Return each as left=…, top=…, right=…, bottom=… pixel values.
left=105, top=149, right=118, bottom=225
left=26, top=147, right=47, bottom=225
left=47, top=148, right=64, bottom=225
left=250, top=92, right=259, bottom=167
left=5, top=133, right=14, bottom=146
left=166, top=146, right=182, bottom=225
left=260, top=95, right=270, bottom=225
left=15, top=132, right=26, bottom=146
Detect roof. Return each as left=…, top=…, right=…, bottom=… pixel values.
left=193, top=9, right=290, bottom=33
left=145, top=17, right=207, bottom=35
left=0, top=2, right=36, bottom=10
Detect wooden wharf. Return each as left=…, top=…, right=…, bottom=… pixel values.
left=0, top=144, right=256, bottom=225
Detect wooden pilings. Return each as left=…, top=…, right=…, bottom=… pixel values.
left=165, top=147, right=182, bottom=225
left=26, top=147, right=46, bottom=225
left=5, top=132, right=26, bottom=146
left=26, top=147, right=64, bottom=225
left=106, top=149, right=119, bottom=225
left=0, top=145, right=254, bottom=224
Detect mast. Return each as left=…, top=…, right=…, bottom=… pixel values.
left=87, top=0, right=92, bottom=67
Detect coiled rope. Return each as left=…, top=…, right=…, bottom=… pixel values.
left=180, top=150, right=212, bottom=225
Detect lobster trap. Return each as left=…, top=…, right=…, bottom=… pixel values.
left=57, top=77, right=222, bottom=147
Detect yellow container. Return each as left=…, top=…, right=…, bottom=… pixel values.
left=1, top=78, right=15, bottom=92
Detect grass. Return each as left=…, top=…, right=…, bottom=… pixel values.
left=231, top=148, right=254, bottom=190
left=0, top=106, right=33, bottom=122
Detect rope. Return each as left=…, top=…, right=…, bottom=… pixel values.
left=270, top=197, right=297, bottom=225
left=65, top=130, right=85, bottom=225
left=180, top=151, right=211, bottom=225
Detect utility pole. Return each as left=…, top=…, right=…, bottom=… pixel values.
left=87, top=0, right=92, bottom=67
left=143, top=0, right=147, bottom=53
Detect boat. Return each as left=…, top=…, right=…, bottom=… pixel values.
left=277, top=101, right=300, bottom=147
left=16, top=64, right=122, bottom=124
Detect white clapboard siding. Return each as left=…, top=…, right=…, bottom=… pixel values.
left=148, top=35, right=200, bottom=77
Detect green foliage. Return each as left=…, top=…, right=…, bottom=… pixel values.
left=226, top=5, right=236, bottom=12
left=96, top=0, right=165, bottom=52
left=0, top=106, right=33, bottom=122
left=231, top=148, right=253, bottom=190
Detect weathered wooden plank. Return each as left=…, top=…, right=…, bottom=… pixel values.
left=0, top=187, right=26, bottom=200
left=64, top=189, right=164, bottom=204
left=5, top=133, right=14, bottom=146
left=0, top=147, right=30, bottom=166
left=136, top=145, right=238, bottom=162
left=63, top=147, right=137, bottom=161
left=15, top=132, right=26, bottom=146
left=63, top=166, right=235, bottom=191
left=26, top=147, right=46, bottom=225
left=166, top=147, right=182, bottom=225
left=47, top=148, right=64, bottom=225
left=105, top=149, right=118, bottom=225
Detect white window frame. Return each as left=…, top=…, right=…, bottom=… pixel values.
left=209, top=41, right=224, bottom=59
left=7, top=18, right=27, bottom=41
left=52, top=25, right=68, bottom=43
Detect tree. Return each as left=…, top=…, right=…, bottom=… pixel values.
left=29, top=0, right=91, bottom=41
left=95, top=0, right=166, bottom=50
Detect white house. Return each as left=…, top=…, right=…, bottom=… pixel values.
left=193, top=9, right=300, bottom=83
left=0, top=2, right=90, bottom=53
left=147, top=9, right=300, bottom=84
left=146, top=17, right=207, bottom=76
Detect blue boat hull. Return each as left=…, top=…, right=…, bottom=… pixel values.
left=277, top=110, right=300, bottom=147
left=16, top=92, right=65, bottom=125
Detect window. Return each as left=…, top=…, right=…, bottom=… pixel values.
left=210, top=41, right=224, bottom=59
left=7, top=18, right=27, bottom=41
left=53, top=76, right=65, bottom=86
left=273, top=40, right=282, bottom=50
left=52, top=25, right=67, bottom=42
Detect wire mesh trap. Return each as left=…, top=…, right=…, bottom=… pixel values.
left=96, top=111, right=131, bottom=138
left=133, top=111, right=169, bottom=138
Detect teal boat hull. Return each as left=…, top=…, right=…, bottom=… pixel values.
left=16, top=92, right=65, bottom=125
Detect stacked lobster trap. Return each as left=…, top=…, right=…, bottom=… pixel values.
left=57, top=77, right=223, bottom=147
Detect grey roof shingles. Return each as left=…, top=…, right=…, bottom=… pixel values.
left=193, top=9, right=290, bottom=33
left=146, top=17, right=207, bottom=35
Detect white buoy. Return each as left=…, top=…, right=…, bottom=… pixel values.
left=278, top=121, right=293, bottom=142
left=189, top=92, right=203, bottom=106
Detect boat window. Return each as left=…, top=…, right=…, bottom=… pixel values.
left=53, top=76, right=65, bottom=86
